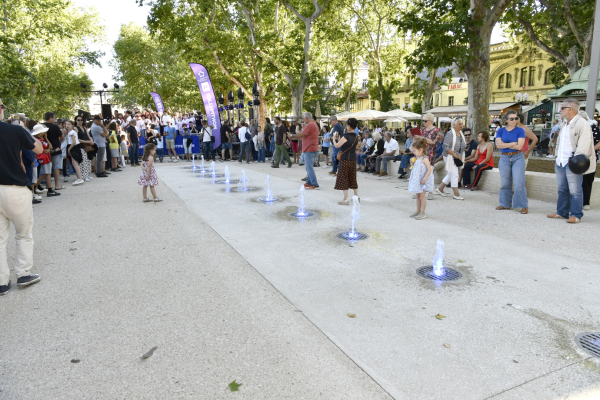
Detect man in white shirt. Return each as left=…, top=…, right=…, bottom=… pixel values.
left=373, top=132, right=399, bottom=176
left=238, top=122, right=250, bottom=163
left=200, top=120, right=215, bottom=161
left=547, top=99, right=596, bottom=223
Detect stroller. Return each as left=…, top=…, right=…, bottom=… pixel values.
left=534, top=129, right=551, bottom=157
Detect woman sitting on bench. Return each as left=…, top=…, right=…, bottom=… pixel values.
left=462, top=131, right=494, bottom=191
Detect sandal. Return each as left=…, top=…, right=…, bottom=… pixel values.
left=338, top=200, right=349, bottom=205
left=153, top=198, right=163, bottom=202
left=495, top=206, right=510, bottom=210
left=54, top=185, right=65, bottom=190
left=470, top=186, right=478, bottom=191
left=143, top=198, right=152, bottom=203
left=520, top=208, right=528, bottom=214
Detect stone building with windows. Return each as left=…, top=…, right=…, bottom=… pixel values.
left=349, top=39, right=559, bottom=117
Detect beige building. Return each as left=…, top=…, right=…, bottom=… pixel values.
left=350, top=39, right=558, bottom=116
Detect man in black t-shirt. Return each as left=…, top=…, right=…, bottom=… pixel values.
left=43, top=112, right=65, bottom=190
left=220, top=121, right=233, bottom=161
left=195, top=112, right=203, bottom=131
left=0, top=99, right=44, bottom=295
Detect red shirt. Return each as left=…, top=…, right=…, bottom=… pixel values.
left=302, top=121, right=319, bottom=153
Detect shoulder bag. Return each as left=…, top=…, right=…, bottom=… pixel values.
left=337, top=134, right=358, bottom=161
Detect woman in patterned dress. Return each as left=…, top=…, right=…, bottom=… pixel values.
left=420, top=112, right=440, bottom=199
left=333, top=118, right=360, bottom=205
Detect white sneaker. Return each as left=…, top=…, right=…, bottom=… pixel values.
left=435, top=188, right=447, bottom=197
left=453, top=195, right=464, bottom=200
left=84, top=177, right=91, bottom=182
left=583, top=205, right=591, bottom=211
left=33, top=194, right=42, bottom=201
left=168, top=159, right=173, bottom=162
left=173, top=159, right=179, bottom=163
left=73, top=179, right=84, bottom=185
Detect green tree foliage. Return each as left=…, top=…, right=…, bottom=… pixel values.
left=111, top=23, right=203, bottom=113
left=346, top=0, right=408, bottom=112
left=395, top=0, right=514, bottom=133
left=0, top=0, right=104, bottom=119
left=502, top=0, right=595, bottom=85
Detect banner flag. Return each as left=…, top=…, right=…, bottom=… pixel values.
left=189, top=63, right=222, bottom=149
left=149, top=92, right=165, bottom=114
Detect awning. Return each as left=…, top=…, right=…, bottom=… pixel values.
left=523, top=101, right=553, bottom=124
left=427, top=102, right=519, bottom=117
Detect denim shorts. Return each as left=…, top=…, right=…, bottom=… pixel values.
left=222, top=142, right=232, bottom=149
left=51, top=154, right=62, bottom=170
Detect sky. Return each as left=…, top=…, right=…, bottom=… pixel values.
left=75, top=0, right=508, bottom=107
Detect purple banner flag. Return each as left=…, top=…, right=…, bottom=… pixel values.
left=149, top=92, right=165, bottom=114
left=189, top=63, right=222, bottom=149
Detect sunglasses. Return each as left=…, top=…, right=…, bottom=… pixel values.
left=507, top=117, right=519, bottom=121
left=464, top=134, right=471, bottom=137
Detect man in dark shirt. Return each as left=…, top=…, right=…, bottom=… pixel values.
left=0, top=99, right=44, bottom=295
left=195, top=112, right=203, bottom=131
left=126, top=120, right=140, bottom=166
left=271, top=116, right=292, bottom=168
left=220, top=121, right=233, bottom=161
left=43, top=112, right=65, bottom=190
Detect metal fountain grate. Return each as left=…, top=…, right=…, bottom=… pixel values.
left=416, top=266, right=462, bottom=282
left=259, top=198, right=279, bottom=203
left=337, top=232, right=369, bottom=241
left=575, top=333, right=600, bottom=357
left=290, top=212, right=314, bottom=218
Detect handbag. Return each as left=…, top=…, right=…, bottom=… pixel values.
left=453, top=158, right=464, bottom=167
left=337, top=135, right=358, bottom=161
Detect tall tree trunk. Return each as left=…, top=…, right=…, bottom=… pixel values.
left=345, top=55, right=355, bottom=111
left=422, top=68, right=438, bottom=112
left=466, top=32, right=492, bottom=135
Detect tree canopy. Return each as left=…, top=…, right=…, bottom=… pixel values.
left=0, top=0, right=104, bottom=119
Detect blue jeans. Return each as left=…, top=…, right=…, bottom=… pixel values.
left=499, top=152, right=528, bottom=208
left=238, top=141, right=250, bottom=162
left=203, top=141, right=215, bottom=160
left=129, top=142, right=140, bottom=165
left=398, top=153, right=412, bottom=174
left=304, top=151, right=319, bottom=187
left=156, top=148, right=164, bottom=160
left=331, top=147, right=340, bottom=173
left=258, top=147, right=265, bottom=162
left=269, top=140, right=275, bottom=156
left=357, top=153, right=369, bottom=166
left=555, top=163, right=584, bottom=218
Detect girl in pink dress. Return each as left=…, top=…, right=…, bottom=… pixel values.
left=138, top=143, right=162, bottom=202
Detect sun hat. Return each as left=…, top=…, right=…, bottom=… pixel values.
left=31, top=124, right=49, bottom=136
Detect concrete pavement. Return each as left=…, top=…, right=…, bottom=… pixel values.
left=0, top=165, right=391, bottom=399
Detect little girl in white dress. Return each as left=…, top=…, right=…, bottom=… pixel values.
left=408, top=137, right=433, bottom=220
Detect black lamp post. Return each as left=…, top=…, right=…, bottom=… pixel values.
left=237, top=87, right=245, bottom=123
left=227, top=91, right=235, bottom=125
left=80, top=82, right=119, bottom=107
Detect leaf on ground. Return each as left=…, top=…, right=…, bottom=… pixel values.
left=70, top=241, right=76, bottom=243
left=229, top=380, right=242, bottom=392
left=347, top=313, right=356, bottom=318
left=71, top=359, right=80, bottom=363
left=443, top=343, right=450, bottom=348
left=69, top=248, right=77, bottom=251
left=458, top=259, right=464, bottom=263
left=141, top=346, right=157, bottom=359
left=435, top=314, right=446, bottom=320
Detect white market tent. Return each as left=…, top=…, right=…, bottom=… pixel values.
left=337, top=109, right=394, bottom=121
left=387, top=109, right=422, bottom=120
left=383, top=116, right=408, bottom=123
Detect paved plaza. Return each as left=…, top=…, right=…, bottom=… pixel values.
left=1, top=161, right=600, bottom=399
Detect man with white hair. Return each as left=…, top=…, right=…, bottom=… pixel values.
left=290, top=112, right=320, bottom=189
left=547, top=99, right=596, bottom=223
left=0, top=98, right=44, bottom=295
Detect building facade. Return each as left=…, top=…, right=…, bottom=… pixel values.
left=351, top=39, right=559, bottom=114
